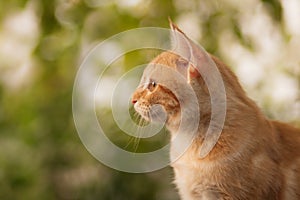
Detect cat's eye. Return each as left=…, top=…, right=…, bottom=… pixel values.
left=151, top=81, right=156, bottom=87
left=147, top=81, right=157, bottom=91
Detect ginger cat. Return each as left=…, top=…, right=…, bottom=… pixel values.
left=131, top=21, right=300, bottom=199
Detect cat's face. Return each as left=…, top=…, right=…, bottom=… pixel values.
left=131, top=52, right=183, bottom=125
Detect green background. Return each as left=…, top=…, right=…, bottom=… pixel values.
left=0, top=0, right=299, bottom=199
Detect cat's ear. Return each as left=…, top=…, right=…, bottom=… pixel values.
left=175, top=57, right=200, bottom=83
left=169, top=19, right=225, bottom=159
left=169, top=18, right=191, bottom=61
left=169, top=18, right=214, bottom=81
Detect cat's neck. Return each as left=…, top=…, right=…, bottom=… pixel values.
left=169, top=56, right=269, bottom=160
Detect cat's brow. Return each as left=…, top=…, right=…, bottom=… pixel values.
left=141, top=77, right=150, bottom=89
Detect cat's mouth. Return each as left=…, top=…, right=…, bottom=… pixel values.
left=134, top=103, right=167, bottom=123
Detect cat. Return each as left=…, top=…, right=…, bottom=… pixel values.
left=131, top=20, right=300, bottom=200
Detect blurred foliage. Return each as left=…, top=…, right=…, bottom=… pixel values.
left=0, top=0, right=299, bottom=200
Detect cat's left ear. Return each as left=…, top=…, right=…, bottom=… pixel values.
left=169, top=19, right=215, bottom=83
left=169, top=18, right=191, bottom=61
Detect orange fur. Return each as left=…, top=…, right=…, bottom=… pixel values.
left=132, top=34, right=300, bottom=200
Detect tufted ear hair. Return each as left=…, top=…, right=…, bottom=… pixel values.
left=169, top=18, right=191, bottom=61
left=170, top=19, right=216, bottom=84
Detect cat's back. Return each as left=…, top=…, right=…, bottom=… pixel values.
left=272, top=121, right=300, bottom=157
left=271, top=121, right=300, bottom=199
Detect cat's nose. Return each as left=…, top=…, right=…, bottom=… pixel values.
left=132, top=99, right=137, bottom=104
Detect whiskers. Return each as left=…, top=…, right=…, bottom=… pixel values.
left=124, top=111, right=148, bottom=153
left=124, top=106, right=167, bottom=153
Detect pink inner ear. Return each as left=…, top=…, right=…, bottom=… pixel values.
left=189, top=65, right=200, bottom=78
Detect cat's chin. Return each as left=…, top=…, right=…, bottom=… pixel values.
left=148, top=104, right=167, bottom=124
left=134, top=103, right=168, bottom=124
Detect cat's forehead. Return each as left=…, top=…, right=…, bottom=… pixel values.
left=140, top=63, right=171, bottom=86
left=139, top=51, right=184, bottom=87
left=151, top=51, right=179, bottom=67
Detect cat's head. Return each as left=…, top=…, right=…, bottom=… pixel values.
left=132, top=52, right=185, bottom=127
left=131, top=21, right=223, bottom=132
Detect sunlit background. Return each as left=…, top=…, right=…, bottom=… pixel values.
left=0, top=0, right=299, bottom=199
